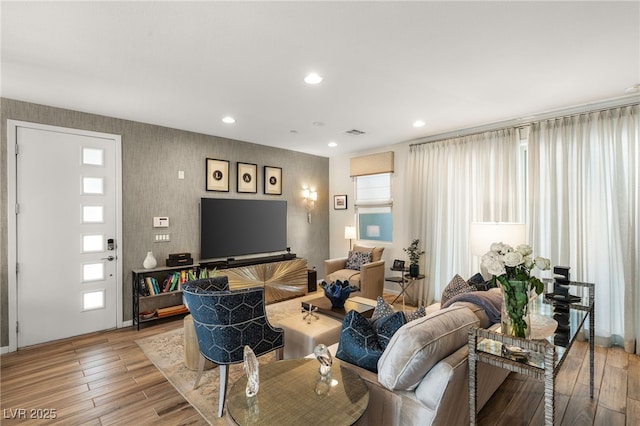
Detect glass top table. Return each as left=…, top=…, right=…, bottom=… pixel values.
left=468, top=281, right=595, bottom=425
left=226, top=359, right=370, bottom=425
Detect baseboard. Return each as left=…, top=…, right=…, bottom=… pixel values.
left=1, top=345, right=9, bottom=354
left=122, top=320, right=133, bottom=328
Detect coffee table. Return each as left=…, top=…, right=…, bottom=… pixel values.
left=226, top=359, right=369, bottom=425
left=468, top=281, right=594, bottom=425
left=272, top=296, right=376, bottom=359
left=301, top=296, right=375, bottom=320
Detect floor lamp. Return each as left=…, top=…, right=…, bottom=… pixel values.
left=344, top=226, right=356, bottom=250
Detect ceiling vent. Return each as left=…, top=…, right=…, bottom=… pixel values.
left=345, top=129, right=365, bottom=136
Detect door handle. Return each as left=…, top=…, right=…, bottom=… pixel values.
left=101, top=256, right=116, bottom=261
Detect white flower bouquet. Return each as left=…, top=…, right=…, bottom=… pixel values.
left=481, top=242, right=551, bottom=337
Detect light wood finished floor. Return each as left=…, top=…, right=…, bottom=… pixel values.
left=1, top=317, right=639, bottom=425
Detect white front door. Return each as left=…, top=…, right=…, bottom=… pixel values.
left=7, top=121, right=122, bottom=349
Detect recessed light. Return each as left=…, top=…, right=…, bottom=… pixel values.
left=328, top=142, right=338, bottom=147
left=222, top=116, right=236, bottom=124
left=413, top=120, right=426, bottom=128
left=304, top=73, right=323, bottom=85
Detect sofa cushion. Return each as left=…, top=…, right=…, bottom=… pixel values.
left=404, top=305, right=427, bottom=322
left=336, top=310, right=383, bottom=372
left=375, top=311, right=407, bottom=350
left=377, top=305, right=480, bottom=391
left=371, top=296, right=395, bottom=321
left=346, top=250, right=372, bottom=270
left=371, top=296, right=427, bottom=323
left=326, top=269, right=361, bottom=287
left=468, top=272, right=493, bottom=291
left=440, top=274, right=476, bottom=305
left=353, top=244, right=384, bottom=262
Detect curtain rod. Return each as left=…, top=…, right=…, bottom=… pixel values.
left=408, top=95, right=640, bottom=147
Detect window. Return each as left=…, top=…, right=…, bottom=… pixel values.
left=355, top=173, right=392, bottom=242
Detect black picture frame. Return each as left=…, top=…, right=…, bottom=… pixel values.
left=206, top=158, right=230, bottom=192
left=392, top=259, right=405, bottom=271
left=237, top=162, right=257, bottom=193
left=264, top=166, right=282, bottom=195
left=334, top=194, right=347, bottom=210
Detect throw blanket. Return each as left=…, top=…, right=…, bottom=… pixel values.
left=441, top=290, right=503, bottom=324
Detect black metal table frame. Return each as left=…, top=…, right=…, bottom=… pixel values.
left=386, top=270, right=425, bottom=306
left=468, top=281, right=594, bottom=425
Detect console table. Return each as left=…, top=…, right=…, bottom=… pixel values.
left=468, top=281, right=594, bottom=425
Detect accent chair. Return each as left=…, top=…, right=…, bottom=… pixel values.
left=182, top=277, right=284, bottom=417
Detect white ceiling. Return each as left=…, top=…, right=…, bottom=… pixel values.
left=2, top=1, right=638, bottom=157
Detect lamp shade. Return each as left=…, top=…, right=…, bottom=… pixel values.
left=344, top=226, right=356, bottom=240
left=470, top=222, right=526, bottom=256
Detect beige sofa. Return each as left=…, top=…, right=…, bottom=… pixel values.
left=324, top=245, right=385, bottom=299
left=325, top=294, right=510, bottom=426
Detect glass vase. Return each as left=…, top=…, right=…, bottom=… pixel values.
left=499, top=280, right=531, bottom=339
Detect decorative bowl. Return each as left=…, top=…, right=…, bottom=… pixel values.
left=320, top=280, right=359, bottom=308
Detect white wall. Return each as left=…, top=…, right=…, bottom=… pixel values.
left=328, top=142, right=412, bottom=292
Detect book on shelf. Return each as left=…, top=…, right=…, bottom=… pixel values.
left=138, top=276, right=150, bottom=296
left=144, top=277, right=155, bottom=295
left=156, top=304, right=189, bottom=318
left=161, top=275, right=172, bottom=293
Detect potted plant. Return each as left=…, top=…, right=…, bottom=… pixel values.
left=403, top=239, right=425, bottom=277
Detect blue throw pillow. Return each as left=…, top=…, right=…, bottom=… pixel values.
left=336, top=310, right=383, bottom=372
left=375, top=311, right=406, bottom=350
left=468, top=272, right=493, bottom=291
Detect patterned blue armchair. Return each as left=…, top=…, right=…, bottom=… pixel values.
left=182, top=277, right=284, bottom=417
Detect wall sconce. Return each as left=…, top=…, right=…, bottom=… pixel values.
left=344, top=226, right=356, bottom=250
left=303, top=188, right=317, bottom=223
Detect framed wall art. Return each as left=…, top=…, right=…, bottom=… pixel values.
left=206, top=158, right=230, bottom=192
left=237, top=162, right=257, bottom=193
left=264, top=166, right=282, bottom=195
left=334, top=194, right=347, bottom=210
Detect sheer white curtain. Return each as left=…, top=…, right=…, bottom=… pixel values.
left=406, top=129, right=521, bottom=305
left=528, top=105, right=639, bottom=353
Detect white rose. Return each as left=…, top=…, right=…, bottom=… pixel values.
left=482, top=251, right=498, bottom=262
left=523, top=256, right=534, bottom=269
left=534, top=256, right=551, bottom=270
left=503, top=251, right=524, bottom=267
left=516, top=244, right=533, bottom=256
left=485, top=259, right=506, bottom=276
left=490, top=242, right=505, bottom=254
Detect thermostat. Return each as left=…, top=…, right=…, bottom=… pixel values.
left=153, top=216, right=169, bottom=228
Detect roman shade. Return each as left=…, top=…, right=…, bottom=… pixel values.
left=350, top=151, right=394, bottom=177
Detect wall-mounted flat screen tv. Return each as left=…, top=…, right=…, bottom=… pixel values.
left=200, top=198, right=287, bottom=260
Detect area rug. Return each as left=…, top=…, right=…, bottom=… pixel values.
left=135, top=292, right=325, bottom=424
left=137, top=327, right=277, bottom=425
left=135, top=292, right=412, bottom=424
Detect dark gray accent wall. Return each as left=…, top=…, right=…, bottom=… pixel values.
left=0, top=98, right=329, bottom=347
